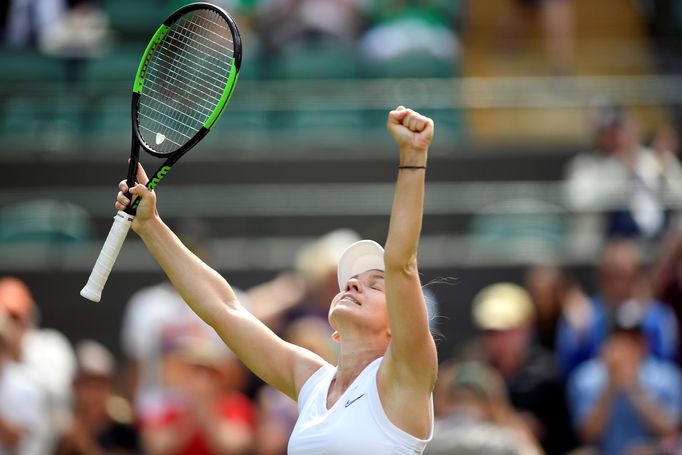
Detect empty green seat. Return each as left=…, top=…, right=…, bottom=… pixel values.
left=0, top=200, right=93, bottom=244
left=361, top=54, right=456, bottom=79
left=264, top=44, right=360, bottom=80
left=0, top=51, right=67, bottom=84
left=470, top=199, right=566, bottom=261
left=105, top=0, right=165, bottom=43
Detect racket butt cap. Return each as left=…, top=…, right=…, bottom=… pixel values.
left=80, top=286, right=102, bottom=303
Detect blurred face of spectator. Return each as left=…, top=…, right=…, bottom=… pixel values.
left=592, top=102, right=640, bottom=156
left=0, top=277, right=34, bottom=360
left=599, top=264, right=637, bottom=304
left=602, top=330, right=647, bottom=382
left=183, top=362, right=224, bottom=400
left=598, top=241, right=640, bottom=305
left=525, top=265, right=564, bottom=325
left=74, top=374, right=112, bottom=420
left=596, top=124, right=622, bottom=155
left=73, top=340, right=117, bottom=424
left=472, top=283, right=534, bottom=374
left=3, top=313, right=30, bottom=361
left=610, top=331, right=645, bottom=358
left=172, top=336, right=235, bottom=400
left=482, top=326, right=531, bottom=374
left=597, top=118, right=641, bottom=157
left=616, top=118, right=641, bottom=154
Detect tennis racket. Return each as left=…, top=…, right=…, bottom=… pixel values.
left=81, top=2, right=241, bottom=302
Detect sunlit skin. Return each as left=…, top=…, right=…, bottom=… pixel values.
left=329, top=271, right=389, bottom=338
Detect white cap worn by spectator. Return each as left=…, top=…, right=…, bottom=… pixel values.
left=472, top=283, right=535, bottom=331
left=76, top=340, right=115, bottom=378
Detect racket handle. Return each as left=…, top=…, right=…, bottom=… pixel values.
left=80, top=211, right=135, bottom=302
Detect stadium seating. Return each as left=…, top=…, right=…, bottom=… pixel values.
left=0, top=200, right=92, bottom=244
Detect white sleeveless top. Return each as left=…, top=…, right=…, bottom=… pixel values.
left=288, top=357, right=432, bottom=455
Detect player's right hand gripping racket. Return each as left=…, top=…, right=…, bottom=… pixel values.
left=80, top=2, right=241, bottom=302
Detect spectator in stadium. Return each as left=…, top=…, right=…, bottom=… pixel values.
left=139, top=334, right=256, bottom=455
left=0, top=276, right=76, bottom=454
left=563, top=102, right=682, bottom=247
left=653, top=228, right=682, bottom=366
left=556, top=239, right=678, bottom=377
left=0, top=308, right=46, bottom=455
left=120, top=277, right=230, bottom=414
left=2, top=0, right=67, bottom=47
left=524, top=263, right=567, bottom=351
left=567, top=299, right=682, bottom=455
left=114, top=106, right=437, bottom=454
left=56, top=339, right=141, bottom=455
left=505, top=0, right=575, bottom=75
left=426, top=360, right=541, bottom=455
left=252, top=0, right=365, bottom=55
left=469, top=282, right=577, bottom=454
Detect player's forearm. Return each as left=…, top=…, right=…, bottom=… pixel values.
left=384, top=164, right=425, bottom=269
left=383, top=153, right=438, bottom=381
left=137, top=215, right=239, bottom=325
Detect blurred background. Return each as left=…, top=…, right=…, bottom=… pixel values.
left=2, top=0, right=682, bottom=454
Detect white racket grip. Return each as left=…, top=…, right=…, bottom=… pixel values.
left=80, top=211, right=135, bottom=302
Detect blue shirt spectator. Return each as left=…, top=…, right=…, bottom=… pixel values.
left=556, top=239, right=678, bottom=378
left=568, top=356, right=682, bottom=455
left=557, top=295, right=678, bottom=376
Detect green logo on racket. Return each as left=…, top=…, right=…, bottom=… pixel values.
left=148, top=166, right=172, bottom=190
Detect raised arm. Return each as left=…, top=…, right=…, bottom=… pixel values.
left=116, top=166, right=325, bottom=400
left=380, top=107, right=438, bottom=394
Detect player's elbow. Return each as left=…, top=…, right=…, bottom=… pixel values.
left=200, top=295, right=240, bottom=328
left=383, top=252, right=418, bottom=276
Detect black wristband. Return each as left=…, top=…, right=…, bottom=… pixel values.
left=399, top=165, right=427, bottom=169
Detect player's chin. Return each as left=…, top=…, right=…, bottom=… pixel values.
left=328, top=302, right=364, bottom=325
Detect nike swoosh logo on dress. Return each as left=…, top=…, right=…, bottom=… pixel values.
left=344, top=393, right=365, bottom=408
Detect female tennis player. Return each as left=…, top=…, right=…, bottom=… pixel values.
left=115, top=106, right=437, bottom=454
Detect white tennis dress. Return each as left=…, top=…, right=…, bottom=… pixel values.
left=288, top=357, right=432, bottom=455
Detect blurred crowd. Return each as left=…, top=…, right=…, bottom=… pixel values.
left=4, top=141, right=682, bottom=455
left=5, top=0, right=681, bottom=78
left=0, top=0, right=462, bottom=75
left=3, top=0, right=682, bottom=455
left=2, top=97, right=682, bottom=455
left=1, top=0, right=604, bottom=82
